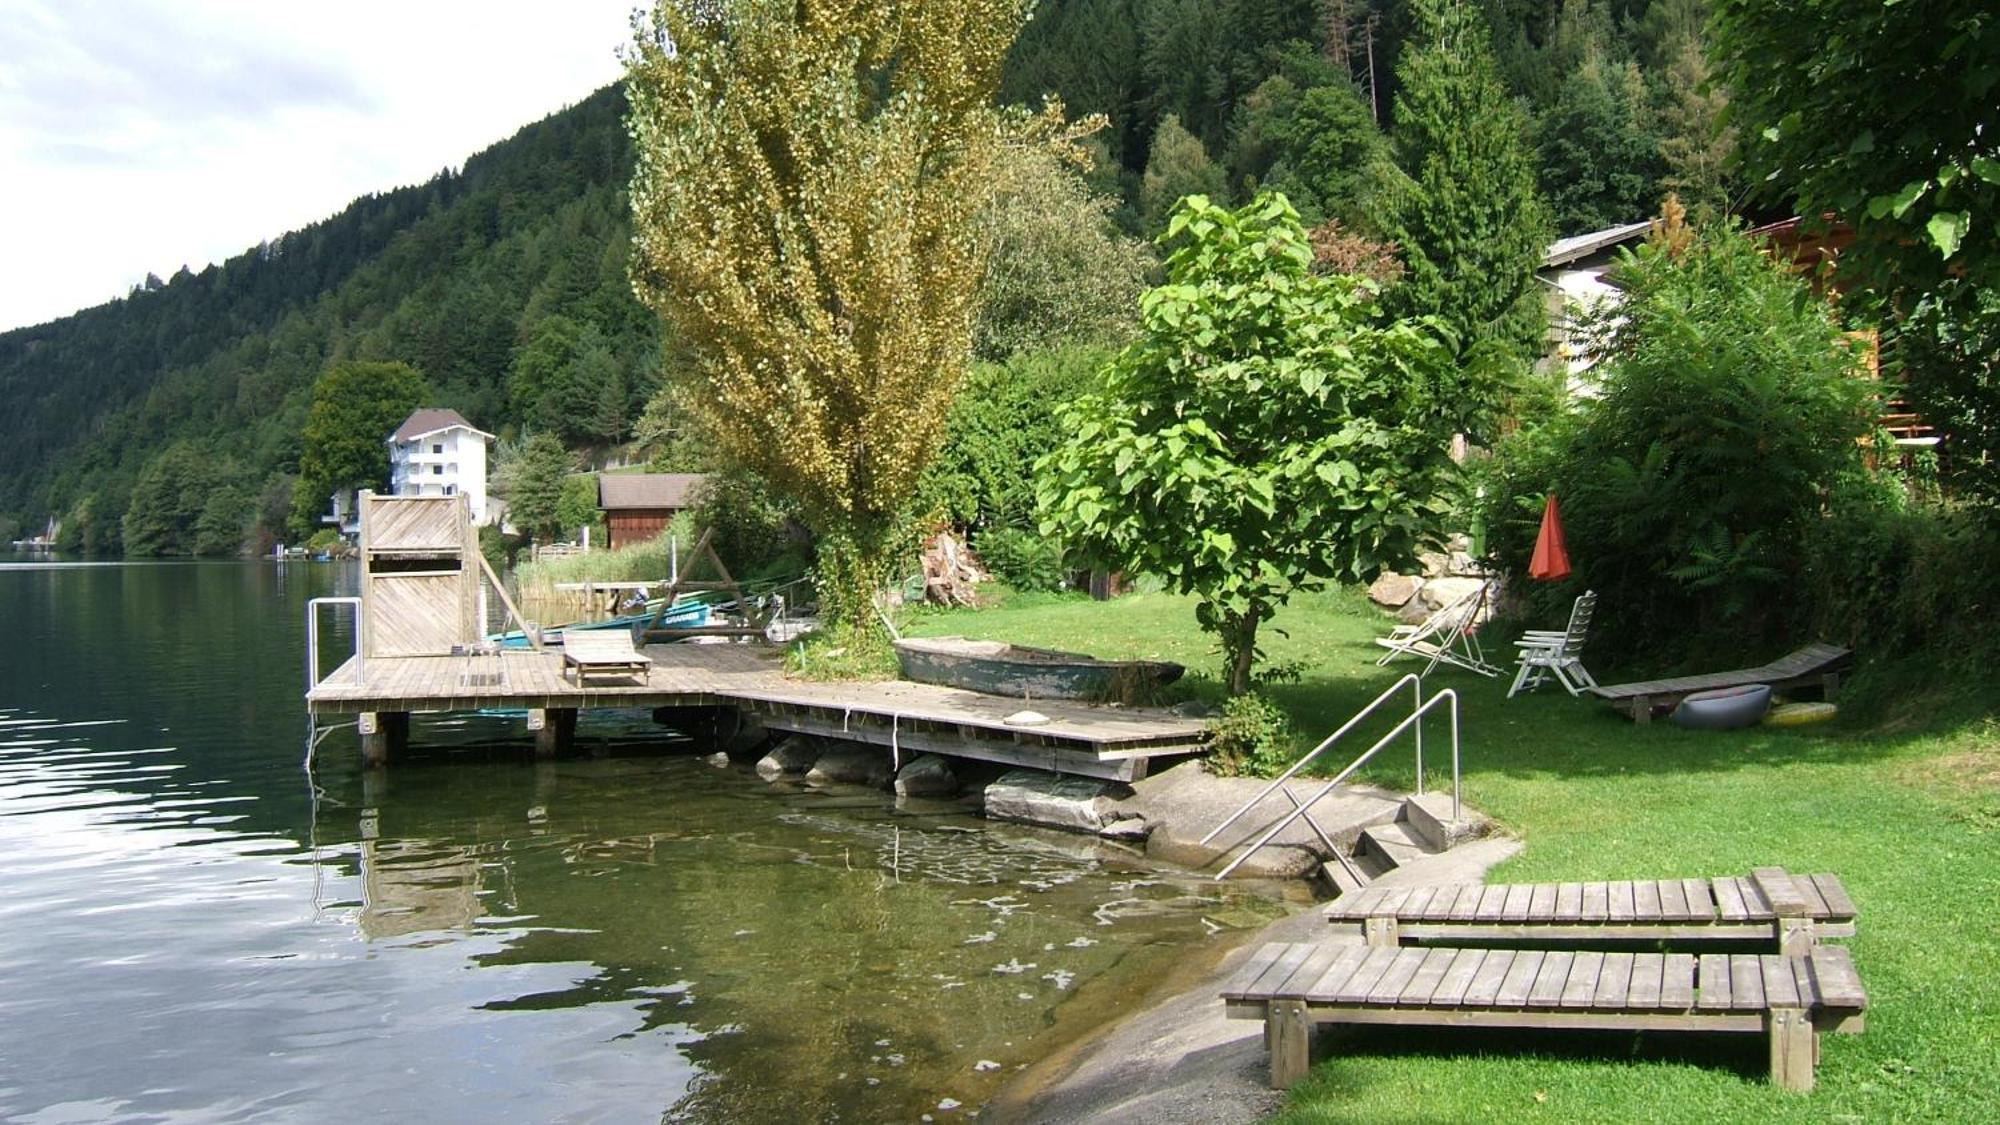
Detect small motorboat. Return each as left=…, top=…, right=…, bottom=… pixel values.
left=893, top=636, right=1183, bottom=705
left=491, top=599, right=711, bottom=649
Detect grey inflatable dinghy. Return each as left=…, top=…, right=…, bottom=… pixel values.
left=1669, top=683, right=1772, bottom=730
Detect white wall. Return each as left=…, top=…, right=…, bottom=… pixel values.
left=388, top=427, right=492, bottom=523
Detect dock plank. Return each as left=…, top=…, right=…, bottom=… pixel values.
left=1397, top=948, right=1457, bottom=1006
left=1712, top=876, right=1751, bottom=922
left=1525, top=951, right=1574, bottom=1008
left=1594, top=953, right=1634, bottom=1008
left=1463, top=950, right=1515, bottom=1006
left=1661, top=954, right=1697, bottom=1010
left=1560, top=951, right=1606, bottom=1009
left=1555, top=882, right=1583, bottom=920
left=1729, top=954, right=1766, bottom=1011
left=1528, top=883, right=1558, bottom=921
left=1429, top=949, right=1488, bottom=1007
left=1494, top=951, right=1546, bottom=1008
left=1628, top=953, right=1664, bottom=1009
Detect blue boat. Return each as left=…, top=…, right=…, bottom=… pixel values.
left=490, top=599, right=712, bottom=649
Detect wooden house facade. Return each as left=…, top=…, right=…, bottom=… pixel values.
left=598, top=473, right=709, bottom=549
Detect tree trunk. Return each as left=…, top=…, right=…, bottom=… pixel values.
left=813, top=521, right=899, bottom=635
left=1224, top=604, right=1262, bottom=696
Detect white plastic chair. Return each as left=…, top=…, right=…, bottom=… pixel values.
left=1507, top=590, right=1599, bottom=698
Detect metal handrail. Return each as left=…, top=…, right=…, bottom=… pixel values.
left=1213, top=689, right=1462, bottom=881
left=306, top=596, right=364, bottom=690
left=1198, top=673, right=1424, bottom=848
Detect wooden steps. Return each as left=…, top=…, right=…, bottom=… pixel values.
left=1326, top=867, right=1856, bottom=953
left=1224, top=941, right=1866, bottom=1091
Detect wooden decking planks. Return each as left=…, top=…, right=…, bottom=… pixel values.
left=1326, top=869, right=1858, bottom=937
left=1229, top=943, right=1865, bottom=1017
left=308, top=642, right=1209, bottom=778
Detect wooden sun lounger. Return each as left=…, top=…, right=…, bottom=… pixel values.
left=1223, top=941, right=1867, bottom=1091
left=1588, top=643, right=1853, bottom=722
left=561, top=630, right=652, bottom=686
left=1326, top=868, right=1856, bottom=955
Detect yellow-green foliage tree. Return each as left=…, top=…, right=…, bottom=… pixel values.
left=623, top=0, right=1031, bottom=628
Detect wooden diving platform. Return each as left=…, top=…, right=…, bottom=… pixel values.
left=307, top=643, right=1208, bottom=780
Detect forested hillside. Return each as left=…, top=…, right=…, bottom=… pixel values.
left=0, top=0, right=1728, bottom=553
left=0, top=85, right=650, bottom=551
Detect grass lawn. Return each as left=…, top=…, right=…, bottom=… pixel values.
left=903, top=587, right=2000, bottom=1123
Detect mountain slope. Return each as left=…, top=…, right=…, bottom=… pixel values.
left=0, top=83, right=652, bottom=549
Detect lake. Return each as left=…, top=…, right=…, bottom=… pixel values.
left=0, top=557, right=1285, bottom=1122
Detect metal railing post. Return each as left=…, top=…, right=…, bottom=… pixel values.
left=1212, top=689, right=1462, bottom=881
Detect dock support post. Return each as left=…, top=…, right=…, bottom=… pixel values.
left=1768, top=1006, right=1816, bottom=1092
left=531, top=708, right=577, bottom=758
left=359, top=711, right=408, bottom=767
left=1267, top=999, right=1312, bottom=1089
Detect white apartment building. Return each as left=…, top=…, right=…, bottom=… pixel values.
left=387, top=408, right=496, bottom=523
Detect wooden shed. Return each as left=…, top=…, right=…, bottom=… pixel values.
left=598, top=473, right=709, bottom=549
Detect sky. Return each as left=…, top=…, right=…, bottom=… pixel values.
left=0, top=0, right=639, bottom=333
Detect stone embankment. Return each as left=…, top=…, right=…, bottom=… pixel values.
left=713, top=729, right=1493, bottom=892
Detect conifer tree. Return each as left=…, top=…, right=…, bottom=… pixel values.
left=624, top=0, right=1033, bottom=629
left=1382, top=0, right=1553, bottom=399
left=1140, top=115, right=1230, bottom=233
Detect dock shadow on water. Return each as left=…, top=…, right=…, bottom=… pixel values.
left=0, top=557, right=1288, bottom=1123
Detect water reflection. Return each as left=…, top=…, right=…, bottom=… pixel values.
left=0, top=559, right=1289, bottom=1122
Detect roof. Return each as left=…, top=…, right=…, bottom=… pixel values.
left=598, top=473, right=710, bottom=511
left=390, top=408, right=494, bottom=443
left=1542, top=220, right=1653, bottom=269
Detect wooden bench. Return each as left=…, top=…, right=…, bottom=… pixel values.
left=1588, top=643, right=1852, bottom=722
left=1222, top=941, right=1867, bottom=1091
left=1326, top=867, right=1856, bottom=956
left=560, top=630, right=652, bottom=686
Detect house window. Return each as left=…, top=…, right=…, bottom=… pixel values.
left=432, top=443, right=444, bottom=455
left=445, top=484, right=456, bottom=496
left=433, top=465, right=443, bottom=476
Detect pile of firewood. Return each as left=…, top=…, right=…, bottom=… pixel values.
left=920, top=529, right=987, bottom=607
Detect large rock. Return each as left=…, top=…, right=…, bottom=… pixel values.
left=1367, top=572, right=1423, bottom=608
left=985, top=769, right=1126, bottom=834
left=1420, top=576, right=1486, bottom=610
left=1418, top=551, right=1452, bottom=578
left=755, top=734, right=820, bottom=778
left=807, top=743, right=894, bottom=788
left=893, top=754, right=960, bottom=798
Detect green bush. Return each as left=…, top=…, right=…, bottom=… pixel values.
left=1206, top=692, right=1295, bottom=778
left=974, top=526, right=1066, bottom=592
left=1798, top=491, right=2000, bottom=670
left=1481, top=223, right=1875, bottom=665
left=686, top=470, right=811, bottom=583
left=1899, top=280, right=2000, bottom=510
left=920, top=346, right=1108, bottom=533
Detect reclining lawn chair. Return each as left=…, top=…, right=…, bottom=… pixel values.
left=1507, top=590, right=1599, bottom=698
left=1374, top=578, right=1499, bottom=679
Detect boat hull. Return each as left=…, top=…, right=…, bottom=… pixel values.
left=893, top=637, right=1182, bottom=705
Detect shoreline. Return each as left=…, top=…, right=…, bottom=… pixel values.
left=983, top=835, right=1523, bottom=1124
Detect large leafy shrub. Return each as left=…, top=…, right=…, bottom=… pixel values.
left=920, top=346, right=1108, bottom=535
left=1898, top=281, right=2000, bottom=511
left=1482, top=224, right=1875, bottom=664
left=1039, top=193, right=1460, bottom=694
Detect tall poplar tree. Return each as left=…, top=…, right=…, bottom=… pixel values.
left=624, top=0, right=1033, bottom=628
left=1382, top=0, right=1552, bottom=408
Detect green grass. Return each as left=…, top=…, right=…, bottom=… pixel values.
left=904, top=587, right=2000, bottom=1123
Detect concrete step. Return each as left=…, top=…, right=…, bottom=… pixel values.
left=1357, top=820, right=1438, bottom=875
left=1401, top=791, right=1489, bottom=851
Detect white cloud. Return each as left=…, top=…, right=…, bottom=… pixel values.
left=0, top=0, right=637, bottom=332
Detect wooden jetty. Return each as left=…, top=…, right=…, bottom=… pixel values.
left=309, top=491, right=1206, bottom=778
left=307, top=644, right=1206, bottom=779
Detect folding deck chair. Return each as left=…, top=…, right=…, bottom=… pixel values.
left=1507, top=590, right=1599, bottom=698
left=1374, top=578, right=1499, bottom=678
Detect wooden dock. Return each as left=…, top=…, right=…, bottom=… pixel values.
left=307, top=643, right=1208, bottom=780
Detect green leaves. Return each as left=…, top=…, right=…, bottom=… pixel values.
left=1038, top=192, right=1459, bottom=692
left=1928, top=210, right=1971, bottom=259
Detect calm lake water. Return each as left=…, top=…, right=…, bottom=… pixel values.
left=0, top=557, right=1286, bottom=1122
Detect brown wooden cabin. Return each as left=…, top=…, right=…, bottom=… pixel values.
left=598, top=473, right=708, bottom=549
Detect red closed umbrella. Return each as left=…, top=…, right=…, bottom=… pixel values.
left=1529, top=493, right=1571, bottom=581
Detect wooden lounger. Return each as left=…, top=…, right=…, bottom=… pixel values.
left=1327, top=867, right=1856, bottom=955
left=1223, top=941, right=1867, bottom=1091
left=561, top=630, right=652, bottom=685
left=1588, top=643, right=1852, bottom=722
